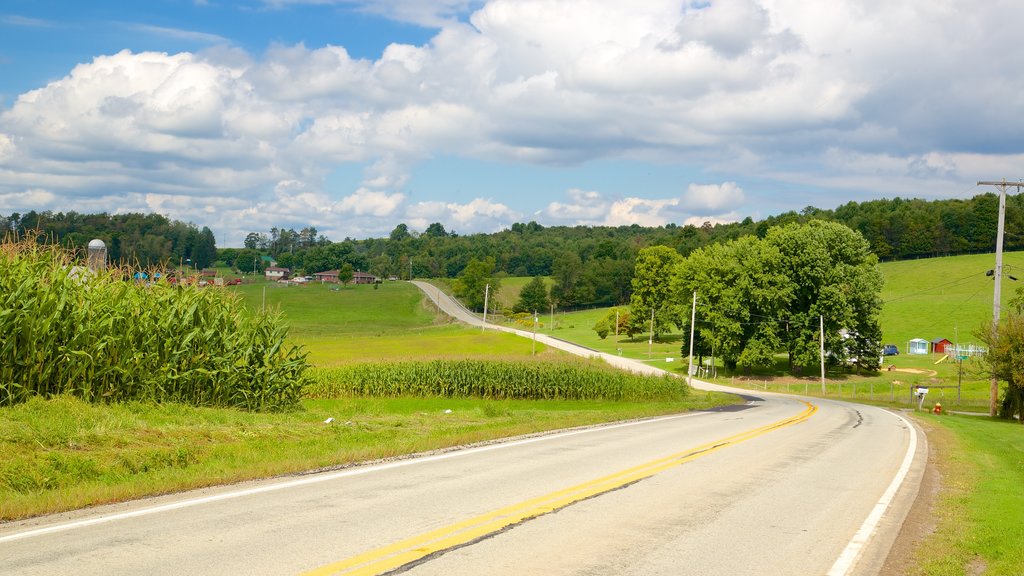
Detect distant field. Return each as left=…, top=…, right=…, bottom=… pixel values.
left=228, top=280, right=548, bottom=365
left=878, top=251, right=1024, bottom=348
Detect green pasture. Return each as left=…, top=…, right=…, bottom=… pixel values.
left=227, top=280, right=546, bottom=364
left=907, top=414, right=1024, bottom=576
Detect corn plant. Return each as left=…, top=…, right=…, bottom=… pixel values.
left=305, top=359, right=687, bottom=402
left=0, top=236, right=308, bottom=411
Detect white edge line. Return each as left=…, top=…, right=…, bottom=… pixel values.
left=826, top=411, right=919, bottom=576
left=0, top=411, right=703, bottom=545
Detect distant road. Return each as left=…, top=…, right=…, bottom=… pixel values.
left=0, top=284, right=925, bottom=576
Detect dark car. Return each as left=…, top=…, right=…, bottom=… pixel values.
left=882, top=344, right=899, bottom=356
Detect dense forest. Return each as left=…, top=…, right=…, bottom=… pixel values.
left=0, top=211, right=218, bottom=269
left=4, top=191, right=1019, bottom=309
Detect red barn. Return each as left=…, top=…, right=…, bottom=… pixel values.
left=931, top=338, right=953, bottom=354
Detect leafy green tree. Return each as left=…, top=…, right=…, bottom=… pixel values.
left=515, top=276, right=550, bottom=313
left=338, top=263, right=354, bottom=286
left=674, top=236, right=790, bottom=371
left=764, top=220, right=883, bottom=373
left=629, top=246, right=683, bottom=339
left=235, top=249, right=263, bottom=275
left=454, top=257, right=499, bottom=311
left=976, top=314, right=1024, bottom=421
left=244, top=232, right=260, bottom=250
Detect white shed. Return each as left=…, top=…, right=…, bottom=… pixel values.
left=907, top=338, right=929, bottom=355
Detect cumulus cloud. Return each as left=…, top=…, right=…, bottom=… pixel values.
left=541, top=185, right=743, bottom=228
left=406, top=197, right=520, bottom=232
left=679, top=182, right=745, bottom=213
left=2, top=1, right=1023, bottom=244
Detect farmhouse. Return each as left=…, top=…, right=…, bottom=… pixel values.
left=312, top=270, right=379, bottom=284
left=265, top=267, right=290, bottom=281
left=931, top=337, right=953, bottom=354
left=313, top=270, right=339, bottom=283
left=352, top=271, right=378, bottom=284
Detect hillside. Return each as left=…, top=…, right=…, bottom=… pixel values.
left=877, top=251, right=1024, bottom=348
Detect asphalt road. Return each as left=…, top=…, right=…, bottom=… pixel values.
left=0, top=283, right=925, bottom=576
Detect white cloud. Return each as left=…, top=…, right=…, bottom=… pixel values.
left=680, top=182, right=745, bottom=213
left=334, top=187, right=406, bottom=216
left=406, top=197, right=520, bottom=232
left=0, top=188, right=57, bottom=210
left=3, top=1, right=1024, bottom=244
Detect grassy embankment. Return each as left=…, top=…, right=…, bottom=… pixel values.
left=905, top=413, right=1023, bottom=576
left=1, top=279, right=728, bottom=521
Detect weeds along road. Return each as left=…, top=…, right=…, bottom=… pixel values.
left=0, top=286, right=924, bottom=576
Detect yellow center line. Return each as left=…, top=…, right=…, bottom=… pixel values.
left=301, top=401, right=817, bottom=576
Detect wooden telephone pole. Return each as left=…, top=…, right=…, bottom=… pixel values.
left=978, top=179, right=1024, bottom=416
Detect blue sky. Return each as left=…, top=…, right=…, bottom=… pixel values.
left=1, top=0, right=1022, bottom=246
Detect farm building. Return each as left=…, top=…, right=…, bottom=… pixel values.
left=931, top=338, right=953, bottom=354
left=907, top=338, right=929, bottom=355
left=265, top=267, right=290, bottom=281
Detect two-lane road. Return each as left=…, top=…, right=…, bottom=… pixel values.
left=0, top=284, right=925, bottom=575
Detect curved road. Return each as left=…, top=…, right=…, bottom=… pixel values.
left=0, top=283, right=925, bottom=575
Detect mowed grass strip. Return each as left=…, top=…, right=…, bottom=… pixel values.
left=904, top=414, right=1024, bottom=576
left=0, top=391, right=734, bottom=521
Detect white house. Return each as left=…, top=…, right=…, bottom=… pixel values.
left=907, top=338, right=929, bottom=355
left=265, top=266, right=290, bottom=281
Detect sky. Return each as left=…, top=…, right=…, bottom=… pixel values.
left=1, top=0, right=1023, bottom=247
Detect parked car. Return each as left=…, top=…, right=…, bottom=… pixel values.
left=882, top=344, right=899, bottom=356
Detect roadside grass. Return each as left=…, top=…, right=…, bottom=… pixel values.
left=0, top=392, right=732, bottom=521
left=905, top=414, right=1024, bottom=576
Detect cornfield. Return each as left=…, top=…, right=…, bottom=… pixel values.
left=0, top=237, right=307, bottom=411
left=305, top=359, right=688, bottom=401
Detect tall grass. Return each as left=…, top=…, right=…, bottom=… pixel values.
left=305, top=359, right=688, bottom=401
left=0, top=237, right=307, bottom=411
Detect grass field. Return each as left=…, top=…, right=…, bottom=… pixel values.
left=228, top=280, right=549, bottom=365
left=906, top=413, right=1024, bottom=576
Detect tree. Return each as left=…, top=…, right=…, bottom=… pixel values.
left=390, top=223, right=411, bottom=242
left=454, top=257, right=498, bottom=311
left=674, top=236, right=790, bottom=371
left=244, top=232, right=260, bottom=250
left=235, top=249, right=263, bottom=276
left=515, top=276, right=550, bottom=313
left=629, top=246, right=683, bottom=339
left=424, top=222, right=448, bottom=238
left=764, top=221, right=883, bottom=373
left=338, top=263, right=354, bottom=286
left=976, top=314, right=1024, bottom=422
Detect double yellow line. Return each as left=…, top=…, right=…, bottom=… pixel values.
left=302, top=401, right=817, bottom=576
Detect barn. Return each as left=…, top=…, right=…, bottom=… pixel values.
left=931, top=338, right=953, bottom=354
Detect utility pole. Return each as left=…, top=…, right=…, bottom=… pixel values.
left=978, top=179, right=1024, bottom=416
left=687, top=291, right=697, bottom=386
left=482, top=283, right=490, bottom=332
left=820, top=315, right=826, bottom=395
left=532, top=311, right=538, bottom=355
left=648, top=306, right=655, bottom=358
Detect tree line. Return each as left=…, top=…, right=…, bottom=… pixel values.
left=0, top=211, right=217, bottom=269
